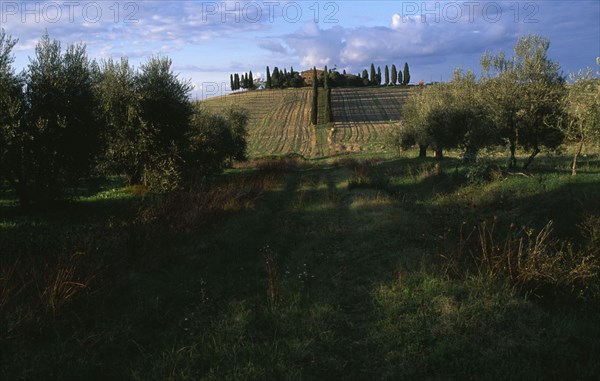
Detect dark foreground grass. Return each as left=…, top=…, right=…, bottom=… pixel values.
left=1, top=151, right=599, bottom=380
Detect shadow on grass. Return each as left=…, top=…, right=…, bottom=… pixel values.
left=1, top=155, right=599, bottom=380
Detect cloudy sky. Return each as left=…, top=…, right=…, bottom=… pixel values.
left=1, top=0, right=599, bottom=98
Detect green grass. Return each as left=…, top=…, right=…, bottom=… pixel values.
left=2, top=150, right=600, bottom=380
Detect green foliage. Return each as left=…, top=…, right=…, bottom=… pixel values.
left=0, top=29, right=25, bottom=197
left=311, top=68, right=318, bottom=125
left=2, top=33, right=100, bottom=205
left=95, top=58, right=145, bottom=184
left=265, top=66, right=271, bottom=89
left=361, top=69, right=369, bottom=86
left=184, top=104, right=250, bottom=182
left=135, top=56, right=192, bottom=190
left=370, top=63, right=376, bottom=86
left=396, top=70, right=497, bottom=160
left=224, top=106, right=250, bottom=162
left=481, top=34, right=565, bottom=169
left=1, top=31, right=250, bottom=202
left=391, top=64, right=397, bottom=85
left=397, top=66, right=403, bottom=86
left=564, top=66, right=600, bottom=174
left=403, top=62, right=410, bottom=85
left=186, top=105, right=235, bottom=175
left=384, top=65, right=389, bottom=85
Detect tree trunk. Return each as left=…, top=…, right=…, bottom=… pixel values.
left=418, top=144, right=427, bottom=158
left=434, top=147, right=443, bottom=160
left=508, top=142, right=517, bottom=169
left=463, top=146, right=478, bottom=164
left=571, top=138, right=584, bottom=176
left=522, top=147, right=540, bottom=170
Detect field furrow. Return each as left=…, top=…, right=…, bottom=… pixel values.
left=200, top=86, right=411, bottom=158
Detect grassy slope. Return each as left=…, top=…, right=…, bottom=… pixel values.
left=200, top=86, right=412, bottom=159
left=2, top=153, right=600, bottom=380
left=331, top=87, right=410, bottom=156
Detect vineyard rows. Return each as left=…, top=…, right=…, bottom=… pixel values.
left=330, top=87, right=410, bottom=155
left=201, top=86, right=412, bottom=158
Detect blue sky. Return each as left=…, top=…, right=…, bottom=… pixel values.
left=1, top=0, right=599, bottom=99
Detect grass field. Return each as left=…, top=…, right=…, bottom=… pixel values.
left=2, top=85, right=600, bottom=380
left=200, top=86, right=411, bottom=158
left=2, top=149, right=600, bottom=380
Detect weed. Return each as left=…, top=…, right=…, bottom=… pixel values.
left=443, top=218, right=600, bottom=300
left=347, top=161, right=390, bottom=192
left=39, top=252, right=96, bottom=315
left=262, top=246, right=281, bottom=307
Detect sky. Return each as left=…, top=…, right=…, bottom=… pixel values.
left=1, top=0, right=599, bottom=99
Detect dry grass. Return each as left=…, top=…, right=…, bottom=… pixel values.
left=135, top=173, right=279, bottom=235
left=443, top=217, right=600, bottom=299
left=262, top=246, right=281, bottom=308
left=39, top=252, right=96, bottom=314
left=347, top=160, right=390, bottom=191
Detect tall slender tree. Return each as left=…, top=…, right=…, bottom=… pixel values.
left=272, top=67, right=280, bottom=88
left=311, top=67, right=318, bottom=125
left=384, top=65, right=389, bottom=85
left=266, top=66, right=271, bottom=89
left=391, top=64, right=398, bottom=85
left=248, top=70, right=254, bottom=89
left=403, top=62, right=410, bottom=85
left=370, top=63, right=376, bottom=85
left=377, top=66, right=382, bottom=85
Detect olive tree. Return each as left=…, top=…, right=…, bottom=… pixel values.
left=564, top=65, right=600, bottom=175
left=4, top=33, right=100, bottom=205
left=394, top=70, right=494, bottom=161
left=481, top=34, right=565, bottom=169
left=0, top=30, right=26, bottom=203
left=95, top=58, right=146, bottom=184
left=135, top=56, right=193, bottom=190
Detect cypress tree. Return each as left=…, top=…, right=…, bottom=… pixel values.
left=311, top=67, right=318, bottom=125
left=398, top=69, right=402, bottom=86
left=370, top=63, right=376, bottom=85
left=391, top=64, right=397, bottom=85
left=266, top=66, right=271, bottom=89
left=272, top=67, right=279, bottom=88
left=249, top=70, right=254, bottom=89
left=377, top=66, right=382, bottom=85
left=324, top=65, right=329, bottom=90
left=234, top=73, right=239, bottom=90
left=230, top=74, right=234, bottom=90
left=384, top=65, right=389, bottom=85
left=403, top=62, right=410, bottom=85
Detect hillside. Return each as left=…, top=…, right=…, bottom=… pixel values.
left=200, top=86, right=412, bottom=158
left=331, top=87, right=410, bottom=155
